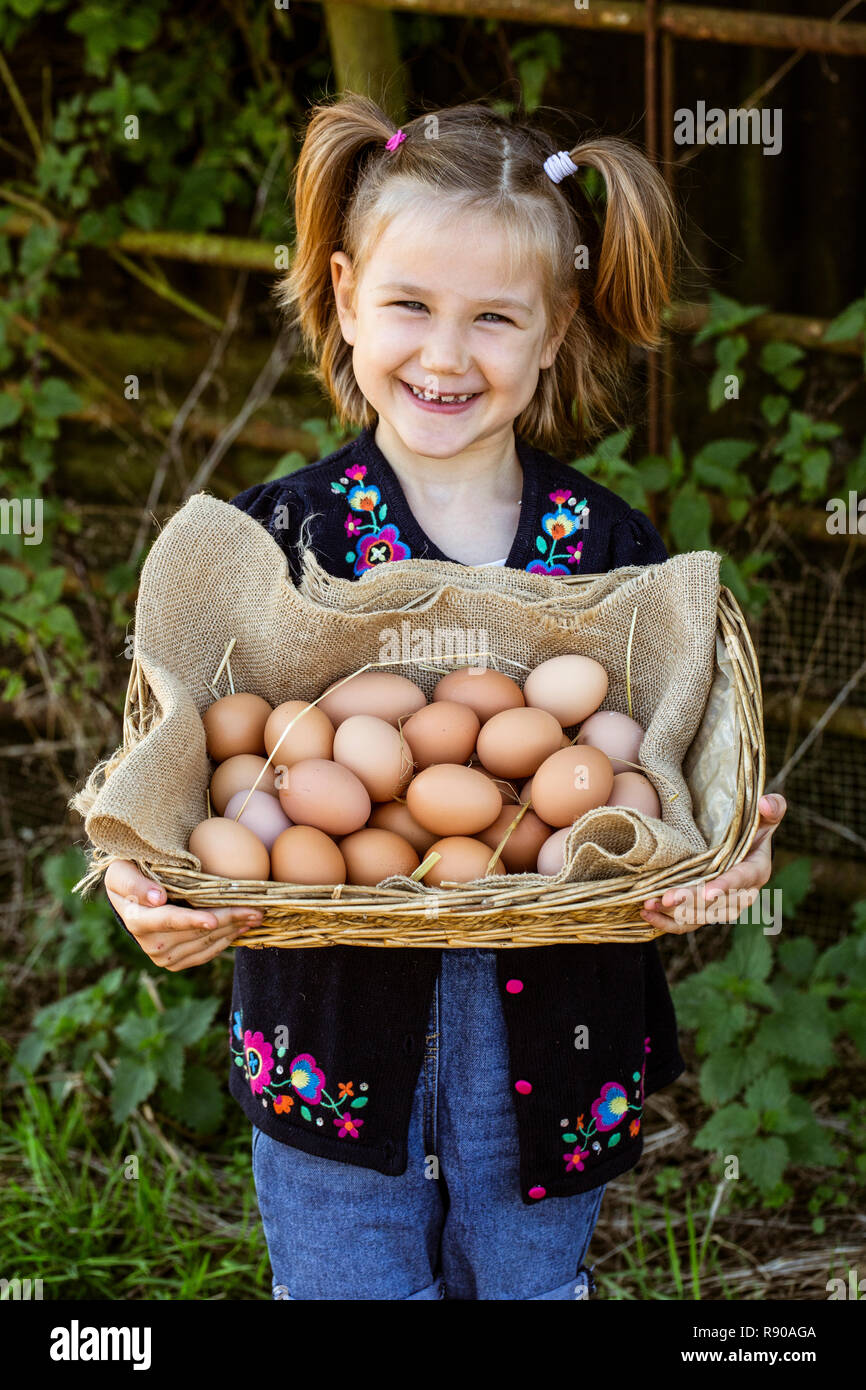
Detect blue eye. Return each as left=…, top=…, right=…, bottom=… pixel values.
left=478, top=312, right=513, bottom=324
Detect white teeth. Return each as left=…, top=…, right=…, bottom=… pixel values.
left=407, top=383, right=475, bottom=403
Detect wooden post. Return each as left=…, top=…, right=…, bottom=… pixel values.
left=322, top=2, right=407, bottom=119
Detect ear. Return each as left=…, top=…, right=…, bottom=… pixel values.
left=539, top=315, right=570, bottom=371
left=330, top=251, right=357, bottom=345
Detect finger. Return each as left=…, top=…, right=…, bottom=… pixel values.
left=759, top=792, right=787, bottom=823
left=639, top=904, right=699, bottom=935
left=104, top=859, right=169, bottom=907
left=133, top=904, right=262, bottom=936
left=159, top=924, right=251, bottom=971
left=106, top=889, right=222, bottom=936
left=148, top=911, right=263, bottom=966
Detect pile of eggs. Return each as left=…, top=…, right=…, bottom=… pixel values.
left=188, top=656, right=661, bottom=888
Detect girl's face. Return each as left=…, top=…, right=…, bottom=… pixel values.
left=331, top=204, right=565, bottom=460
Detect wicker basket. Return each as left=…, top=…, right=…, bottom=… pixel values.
left=113, top=575, right=764, bottom=948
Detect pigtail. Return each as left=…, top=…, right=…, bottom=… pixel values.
left=274, top=94, right=395, bottom=419
left=566, top=137, right=679, bottom=348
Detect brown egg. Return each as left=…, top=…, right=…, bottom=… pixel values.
left=530, top=745, right=615, bottom=828
left=433, top=667, right=524, bottom=722
left=264, top=700, right=335, bottom=766
left=368, top=801, right=438, bottom=856
left=278, top=757, right=370, bottom=836
left=537, top=826, right=572, bottom=876
left=202, top=692, right=272, bottom=761
left=478, top=806, right=553, bottom=873
left=577, top=710, right=645, bottom=775
left=471, top=762, right=522, bottom=805
left=338, top=828, right=420, bottom=885
left=519, top=775, right=535, bottom=803
left=332, top=715, right=414, bottom=800
left=271, top=825, right=346, bottom=885
left=559, top=731, right=573, bottom=748
left=406, top=764, right=502, bottom=837
left=422, top=836, right=507, bottom=886
left=317, top=672, right=426, bottom=728
left=189, top=816, right=270, bottom=880
left=476, top=707, right=563, bottom=780
left=607, top=771, right=661, bottom=818
left=211, top=755, right=280, bottom=815
left=523, top=655, right=609, bottom=726
left=402, top=701, right=479, bottom=769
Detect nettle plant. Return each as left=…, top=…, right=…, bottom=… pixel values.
left=671, top=858, right=866, bottom=1204
left=575, top=289, right=866, bottom=615
left=9, top=848, right=229, bottom=1135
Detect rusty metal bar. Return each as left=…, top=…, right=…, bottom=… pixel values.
left=328, top=0, right=866, bottom=57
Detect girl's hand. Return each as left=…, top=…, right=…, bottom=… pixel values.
left=639, top=793, right=788, bottom=935
left=105, top=859, right=263, bottom=970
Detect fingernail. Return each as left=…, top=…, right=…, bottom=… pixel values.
left=706, top=889, right=722, bottom=903
left=644, top=899, right=657, bottom=910
left=244, top=916, right=262, bottom=925
left=147, top=889, right=163, bottom=904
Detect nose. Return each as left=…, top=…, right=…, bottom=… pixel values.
left=418, top=319, right=470, bottom=379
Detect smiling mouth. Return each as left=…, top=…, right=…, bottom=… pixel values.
left=403, top=381, right=480, bottom=404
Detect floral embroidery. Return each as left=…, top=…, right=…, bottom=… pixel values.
left=559, top=1037, right=651, bottom=1174
left=526, top=488, right=588, bottom=576
left=331, top=462, right=413, bottom=575
left=230, top=1010, right=370, bottom=1138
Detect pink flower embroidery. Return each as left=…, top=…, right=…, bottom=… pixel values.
left=334, top=1111, right=364, bottom=1139
left=243, top=1030, right=274, bottom=1096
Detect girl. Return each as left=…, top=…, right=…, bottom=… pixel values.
left=105, top=94, right=787, bottom=1301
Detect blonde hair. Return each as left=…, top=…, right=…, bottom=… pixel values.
left=275, top=93, right=681, bottom=452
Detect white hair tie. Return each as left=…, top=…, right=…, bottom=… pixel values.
left=543, top=150, right=579, bottom=184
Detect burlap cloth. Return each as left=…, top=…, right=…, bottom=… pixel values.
left=73, top=493, right=725, bottom=892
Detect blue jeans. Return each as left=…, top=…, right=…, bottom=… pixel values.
left=251, top=948, right=606, bottom=1300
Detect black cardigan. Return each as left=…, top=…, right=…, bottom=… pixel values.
left=223, top=427, right=686, bottom=1204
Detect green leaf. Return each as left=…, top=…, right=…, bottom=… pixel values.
left=350, top=1096, right=368, bottom=1108
left=759, top=342, right=805, bottom=376
left=161, top=1065, right=224, bottom=1135
left=821, top=296, right=866, bottom=344
left=744, top=1065, right=792, bottom=1114
left=536, top=536, right=547, bottom=554
left=32, top=377, right=82, bottom=420
left=754, top=993, right=836, bottom=1067
left=739, top=1136, right=789, bottom=1193
left=698, top=1047, right=767, bottom=1105
left=635, top=456, right=671, bottom=492
left=111, top=1057, right=158, bottom=1123
left=669, top=487, right=713, bottom=552
left=778, top=937, right=816, bottom=982
left=725, top=922, right=773, bottom=983
left=300, top=1104, right=312, bottom=1121
left=562, top=1132, right=578, bottom=1143
left=0, top=393, right=23, bottom=430
left=162, top=996, right=218, bottom=1045
left=767, top=462, right=798, bottom=494
left=769, top=856, right=812, bottom=915
left=694, top=1103, right=759, bottom=1150
left=693, top=291, right=767, bottom=345
left=760, top=394, right=790, bottom=428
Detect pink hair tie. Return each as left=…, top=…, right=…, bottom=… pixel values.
left=385, top=129, right=406, bottom=151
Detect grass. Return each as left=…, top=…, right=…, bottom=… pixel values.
left=0, top=1078, right=270, bottom=1300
